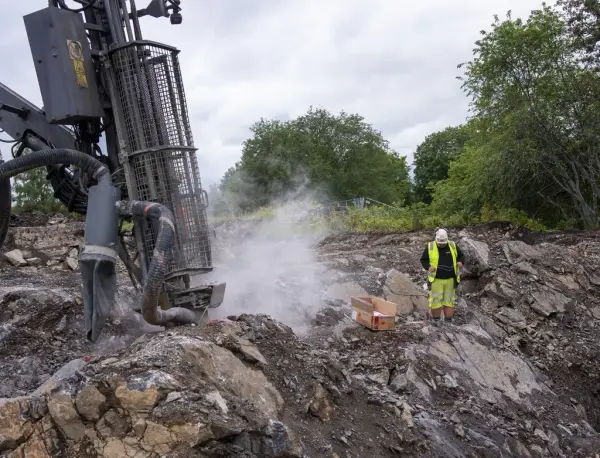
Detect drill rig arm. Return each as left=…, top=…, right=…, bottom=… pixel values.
left=0, top=81, right=78, bottom=151
left=0, top=82, right=100, bottom=215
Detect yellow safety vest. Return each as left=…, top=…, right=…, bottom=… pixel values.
left=427, top=241, right=460, bottom=284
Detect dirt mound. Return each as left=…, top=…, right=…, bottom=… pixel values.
left=2, top=220, right=600, bottom=457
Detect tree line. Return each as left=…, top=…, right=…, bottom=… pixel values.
left=210, top=0, right=600, bottom=230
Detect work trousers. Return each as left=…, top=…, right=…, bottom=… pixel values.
left=428, top=278, right=456, bottom=309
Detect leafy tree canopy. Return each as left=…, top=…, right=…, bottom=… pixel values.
left=430, top=4, right=600, bottom=228
left=217, top=107, right=411, bottom=213
left=412, top=123, right=472, bottom=204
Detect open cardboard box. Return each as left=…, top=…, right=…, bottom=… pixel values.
left=350, top=296, right=397, bottom=331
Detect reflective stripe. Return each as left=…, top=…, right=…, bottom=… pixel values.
left=81, top=245, right=118, bottom=261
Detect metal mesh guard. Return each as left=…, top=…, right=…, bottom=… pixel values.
left=110, top=41, right=211, bottom=274
left=110, top=41, right=194, bottom=154
left=131, top=148, right=212, bottom=273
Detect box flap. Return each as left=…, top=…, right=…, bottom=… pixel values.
left=351, top=296, right=373, bottom=313
left=372, top=297, right=397, bottom=316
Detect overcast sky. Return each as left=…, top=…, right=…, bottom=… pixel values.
left=0, top=0, right=547, bottom=186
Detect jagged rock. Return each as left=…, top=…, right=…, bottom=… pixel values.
left=3, top=220, right=600, bottom=457
left=33, top=359, right=87, bottom=396
left=205, top=390, right=228, bottom=413
left=95, top=409, right=130, bottom=438
left=8, top=223, right=84, bottom=259
left=0, top=398, right=44, bottom=451
left=114, top=378, right=162, bottom=413
left=47, top=394, right=85, bottom=441
left=65, top=257, right=78, bottom=271
left=179, top=336, right=284, bottom=418
left=502, top=241, right=544, bottom=264
left=383, top=269, right=428, bottom=314
left=325, top=281, right=367, bottom=302
left=458, top=235, right=490, bottom=275
left=221, top=332, right=268, bottom=366
left=530, top=286, right=572, bottom=316
left=421, top=330, right=549, bottom=404
left=389, top=373, right=408, bottom=392
left=496, top=307, right=527, bottom=329
left=4, top=250, right=27, bottom=267
left=401, top=402, right=414, bottom=428
left=512, top=261, right=538, bottom=276
left=75, top=385, right=106, bottom=422
left=307, top=382, right=334, bottom=421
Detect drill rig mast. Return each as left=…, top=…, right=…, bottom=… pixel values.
left=0, top=0, right=225, bottom=340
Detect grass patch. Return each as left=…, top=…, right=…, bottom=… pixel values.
left=316, top=203, right=549, bottom=233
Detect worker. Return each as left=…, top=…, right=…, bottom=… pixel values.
left=420, top=228, right=464, bottom=325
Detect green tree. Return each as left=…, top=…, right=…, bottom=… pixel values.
left=12, top=167, right=61, bottom=212
left=226, top=107, right=411, bottom=210
left=433, top=6, right=600, bottom=228
left=412, top=124, right=471, bottom=204
left=557, top=0, right=600, bottom=68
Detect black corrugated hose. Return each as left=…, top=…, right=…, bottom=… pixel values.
left=0, top=148, right=112, bottom=187
left=117, top=200, right=196, bottom=326
left=0, top=148, right=110, bottom=250
left=0, top=148, right=195, bottom=328
left=0, top=157, right=11, bottom=249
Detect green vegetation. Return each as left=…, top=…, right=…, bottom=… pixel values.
left=211, top=0, right=600, bottom=232
left=208, top=107, right=411, bottom=216
left=11, top=168, right=64, bottom=214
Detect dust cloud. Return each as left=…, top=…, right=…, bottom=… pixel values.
left=198, top=198, right=333, bottom=333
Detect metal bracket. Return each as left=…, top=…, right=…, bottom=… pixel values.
left=0, top=103, right=29, bottom=119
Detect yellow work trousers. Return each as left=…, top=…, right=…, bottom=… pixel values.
left=429, top=278, right=456, bottom=310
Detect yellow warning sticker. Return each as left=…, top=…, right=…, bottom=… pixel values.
left=75, top=72, right=88, bottom=88
left=73, top=59, right=88, bottom=88
left=73, top=59, right=84, bottom=73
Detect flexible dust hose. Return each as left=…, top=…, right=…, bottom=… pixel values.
left=0, top=157, right=11, bottom=250
left=0, top=149, right=111, bottom=251
left=0, top=148, right=111, bottom=185
left=116, top=200, right=197, bottom=326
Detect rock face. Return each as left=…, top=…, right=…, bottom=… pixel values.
left=0, top=321, right=301, bottom=458
left=383, top=269, right=428, bottom=315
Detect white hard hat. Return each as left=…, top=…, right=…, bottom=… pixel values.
left=435, top=228, right=448, bottom=244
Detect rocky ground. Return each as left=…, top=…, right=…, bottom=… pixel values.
left=1, top=213, right=600, bottom=457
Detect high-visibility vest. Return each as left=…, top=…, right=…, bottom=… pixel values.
left=427, top=241, right=460, bottom=284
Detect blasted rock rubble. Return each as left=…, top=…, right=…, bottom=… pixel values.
left=1, top=217, right=600, bottom=457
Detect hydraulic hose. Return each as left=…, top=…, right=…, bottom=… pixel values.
left=0, top=148, right=111, bottom=186
left=117, top=200, right=197, bottom=326
left=0, top=158, right=11, bottom=249
left=0, top=148, right=110, bottom=250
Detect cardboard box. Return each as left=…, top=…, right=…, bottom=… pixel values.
left=350, top=296, right=397, bottom=331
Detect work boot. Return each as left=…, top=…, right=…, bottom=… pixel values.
left=431, top=317, right=442, bottom=327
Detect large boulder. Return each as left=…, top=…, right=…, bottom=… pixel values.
left=0, top=321, right=302, bottom=457
left=383, top=269, right=428, bottom=315
left=458, top=234, right=490, bottom=276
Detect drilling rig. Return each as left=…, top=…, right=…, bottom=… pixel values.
left=0, top=0, right=226, bottom=342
